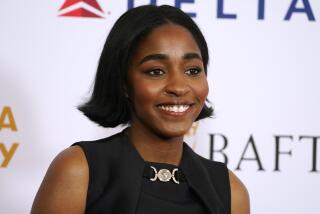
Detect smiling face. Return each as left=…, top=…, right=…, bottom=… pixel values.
left=127, top=24, right=209, bottom=139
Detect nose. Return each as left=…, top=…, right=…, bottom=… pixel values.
left=164, top=72, right=190, bottom=97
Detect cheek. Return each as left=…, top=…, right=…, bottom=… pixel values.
left=195, top=78, right=209, bottom=103
left=130, top=80, right=162, bottom=108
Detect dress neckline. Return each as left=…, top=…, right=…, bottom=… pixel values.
left=145, top=161, right=179, bottom=168
left=124, top=126, right=185, bottom=167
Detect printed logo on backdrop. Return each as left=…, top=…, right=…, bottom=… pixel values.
left=129, top=0, right=316, bottom=21
left=209, top=133, right=320, bottom=173
left=0, top=106, right=19, bottom=168
left=58, top=0, right=105, bottom=18
left=212, top=0, right=316, bottom=21
left=185, top=124, right=319, bottom=173
left=58, top=0, right=317, bottom=21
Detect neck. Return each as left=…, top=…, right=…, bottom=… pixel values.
left=128, top=124, right=184, bottom=166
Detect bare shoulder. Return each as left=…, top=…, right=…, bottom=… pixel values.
left=228, top=170, right=250, bottom=214
left=31, top=146, right=89, bottom=214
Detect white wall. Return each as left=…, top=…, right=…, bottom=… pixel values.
left=0, top=0, right=319, bottom=213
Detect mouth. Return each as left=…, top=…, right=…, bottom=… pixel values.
left=157, top=104, right=192, bottom=113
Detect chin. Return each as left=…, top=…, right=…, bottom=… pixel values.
left=154, top=123, right=191, bottom=139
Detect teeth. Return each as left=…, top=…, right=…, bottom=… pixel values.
left=158, top=105, right=190, bottom=113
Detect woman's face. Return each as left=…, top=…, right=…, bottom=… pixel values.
left=127, top=24, right=209, bottom=139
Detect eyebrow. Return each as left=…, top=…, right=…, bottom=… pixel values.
left=138, top=54, right=168, bottom=65
left=138, top=52, right=202, bottom=65
left=183, top=53, right=202, bottom=61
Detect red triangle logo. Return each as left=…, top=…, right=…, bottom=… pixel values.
left=59, top=0, right=103, bottom=12
left=59, top=8, right=103, bottom=18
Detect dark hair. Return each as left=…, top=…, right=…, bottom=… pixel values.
left=78, top=5, right=213, bottom=127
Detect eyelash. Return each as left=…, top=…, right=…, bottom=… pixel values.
left=146, top=69, right=164, bottom=76
left=145, top=67, right=203, bottom=76
left=185, top=67, right=202, bottom=75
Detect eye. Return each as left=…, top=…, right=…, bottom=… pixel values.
left=185, top=67, right=202, bottom=75
left=145, top=69, right=165, bottom=76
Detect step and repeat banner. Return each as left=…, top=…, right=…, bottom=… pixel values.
left=1, top=0, right=319, bottom=213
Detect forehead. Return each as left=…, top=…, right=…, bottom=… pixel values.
left=132, top=24, right=201, bottom=59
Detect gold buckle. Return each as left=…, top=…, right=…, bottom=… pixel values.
left=150, top=166, right=180, bottom=184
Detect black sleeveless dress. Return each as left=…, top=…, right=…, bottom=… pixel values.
left=136, top=162, right=209, bottom=214
left=73, top=129, right=230, bottom=214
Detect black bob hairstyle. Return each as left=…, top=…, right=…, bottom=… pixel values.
left=79, top=5, right=213, bottom=127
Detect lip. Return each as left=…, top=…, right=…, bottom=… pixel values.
left=156, top=100, right=195, bottom=106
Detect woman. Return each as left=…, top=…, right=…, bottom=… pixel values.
left=32, top=5, right=249, bottom=214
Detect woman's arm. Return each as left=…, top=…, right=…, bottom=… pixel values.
left=229, top=170, right=250, bottom=214
left=31, top=146, right=88, bottom=214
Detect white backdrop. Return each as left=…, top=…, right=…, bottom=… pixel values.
left=1, top=0, right=319, bottom=213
